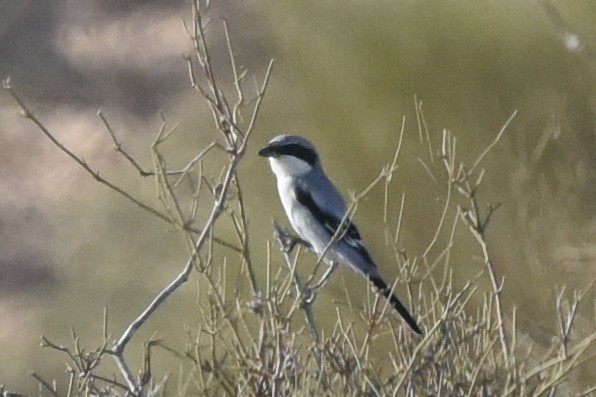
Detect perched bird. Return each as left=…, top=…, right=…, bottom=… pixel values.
left=258, top=134, right=422, bottom=334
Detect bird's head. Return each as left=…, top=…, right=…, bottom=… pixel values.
left=258, top=134, right=320, bottom=177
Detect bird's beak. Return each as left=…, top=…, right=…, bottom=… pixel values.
left=258, top=144, right=276, bottom=158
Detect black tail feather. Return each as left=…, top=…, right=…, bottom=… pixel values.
left=369, top=275, right=423, bottom=335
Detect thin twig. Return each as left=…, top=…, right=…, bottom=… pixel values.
left=274, top=222, right=321, bottom=345
left=470, top=110, right=517, bottom=174
left=98, top=110, right=151, bottom=176
left=3, top=83, right=240, bottom=253
left=30, top=372, right=60, bottom=397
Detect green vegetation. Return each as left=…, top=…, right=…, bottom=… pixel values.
left=2, top=1, right=595, bottom=395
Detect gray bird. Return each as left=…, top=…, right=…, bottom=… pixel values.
left=258, top=134, right=422, bottom=334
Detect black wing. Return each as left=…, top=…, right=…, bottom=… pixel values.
left=295, top=184, right=375, bottom=267
left=295, top=184, right=423, bottom=334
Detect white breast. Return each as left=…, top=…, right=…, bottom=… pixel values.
left=274, top=173, right=330, bottom=258
left=275, top=173, right=298, bottom=224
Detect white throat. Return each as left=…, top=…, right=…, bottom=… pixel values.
left=269, top=155, right=312, bottom=178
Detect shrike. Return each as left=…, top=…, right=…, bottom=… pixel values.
left=258, top=134, right=422, bottom=334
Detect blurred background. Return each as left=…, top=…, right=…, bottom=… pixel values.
left=1, top=0, right=595, bottom=392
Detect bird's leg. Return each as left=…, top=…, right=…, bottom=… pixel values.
left=303, top=262, right=338, bottom=305
left=273, top=220, right=312, bottom=253
left=283, top=235, right=312, bottom=253
left=310, top=262, right=339, bottom=292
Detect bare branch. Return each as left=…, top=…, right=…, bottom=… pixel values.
left=98, top=110, right=151, bottom=177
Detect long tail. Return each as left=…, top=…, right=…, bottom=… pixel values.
left=369, top=275, right=423, bottom=335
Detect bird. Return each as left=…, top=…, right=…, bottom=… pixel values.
left=258, top=134, right=422, bottom=334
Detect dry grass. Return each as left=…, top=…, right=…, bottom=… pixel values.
left=2, top=1, right=595, bottom=396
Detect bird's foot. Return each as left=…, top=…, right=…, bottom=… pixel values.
left=300, top=262, right=338, bottom=307
left=273, top=220, right=312, bottom=253
left=309, top=262, right=339, bottom=292
left=301, top=287, right=317, bottom=307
